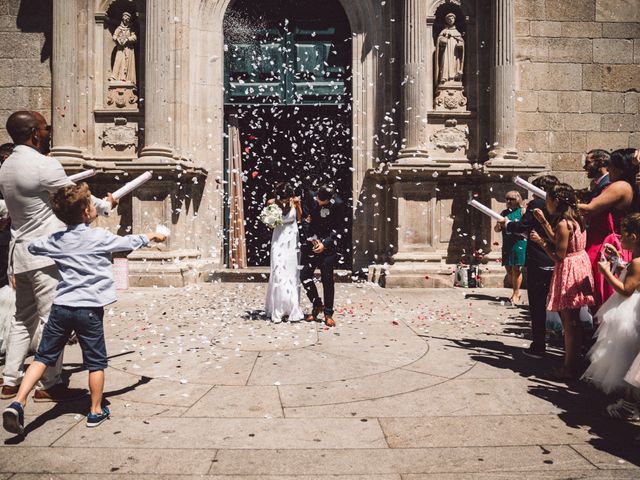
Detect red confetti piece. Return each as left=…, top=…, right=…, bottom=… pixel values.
left=251, top=171, right=259, bottom=178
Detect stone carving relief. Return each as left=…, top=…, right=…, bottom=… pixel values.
left=430, top=119, right=469, bottom=154
left=101, top=117, right=137, bottom=151
left=434, top=12, right=467, bottom=111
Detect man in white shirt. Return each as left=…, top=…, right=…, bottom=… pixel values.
left=0, top=111, right=116, bottom=402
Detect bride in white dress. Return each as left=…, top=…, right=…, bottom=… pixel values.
left=265, top=182, right=304, bottom=323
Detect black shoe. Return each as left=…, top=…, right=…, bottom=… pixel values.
left=522, top=346, right=545, bottom=359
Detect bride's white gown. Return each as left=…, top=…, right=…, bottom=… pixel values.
left=265, top=207, right=304, bottom=323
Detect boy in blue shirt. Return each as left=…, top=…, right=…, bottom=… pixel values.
left=3, top=182, right=165, bottom=433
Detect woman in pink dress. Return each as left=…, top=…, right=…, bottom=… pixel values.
left=579, top=149, right=639, bottom=311
left=531, top=184, right=594, bottom=379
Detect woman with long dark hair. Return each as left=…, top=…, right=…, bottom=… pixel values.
left=264, top=182, right=304, bottom=323
left=578, top=148, right=639, bottom=310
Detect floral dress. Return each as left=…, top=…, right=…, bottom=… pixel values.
left=547, top=221, right=595, bottom=312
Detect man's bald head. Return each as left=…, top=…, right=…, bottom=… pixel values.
left=6, top=111, right=39, bottom=144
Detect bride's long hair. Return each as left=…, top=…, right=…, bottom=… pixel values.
left=274, top=182, right=294, bottom=213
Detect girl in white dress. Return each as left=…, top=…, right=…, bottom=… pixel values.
left=582, top=213, right=640, bottom=418
left=265, top=182, right=304, bottom=323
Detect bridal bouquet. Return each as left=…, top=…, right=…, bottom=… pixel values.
left=260, top=204, right=283, bottom=229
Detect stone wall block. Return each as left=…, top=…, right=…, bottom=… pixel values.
left=27, top=87, right=51, bottom=111
left=630, top=132, right=640, bottom=147
left=602, top=65, right=640, bottom=92
left=516, top=37, right=549, bottom=62
left=592, top=91, right=625, bottom=112
left=528, top=21, right=561, bottom=37
left=0, top=16, right=17, bottom=30
left=514, top=0, right=546, bottom=20
left=0, top=59, right=13, bottom=86
left=548, top=38, right=592, bottom=63
left=582, top=64, right=602, bottom=90
left=558, top=91, right=592, bottom=113
left=602, top=22, right=640, bottom=39
left=520, top=151, right=552, bottom=168
left=515, top=20, right=530, bottom=36
left=570, top=131, right=588, bottom=153
left=0, top=32, right=43, bottom=59
left=593, top=38, right=634, bottom=64
left=563, top=113, right=601, bottom=131
left=0, top=87, right=27, bottom=109
left=635, top=40, right=640, bottom=64
left=537, top=90, right=558, bottom=112
left=519, top=63, right=582, bottom=91
left=547, top=131, right=572, bottom=152
left=587, top=131, right=631, bottom=149
left=546, top=0, right=596, bottom=21
left=552, top=152, right=584, bottom=171
left=601, top=113, right=639, bottom=132
left=624, top=93, right=639, bottom=114
left=515, top=91, right=538, bottom=111
left=13, top=59, right=50, bottom=87
left=596, top=0, right=640, bottom=23
left=517, top=112, right=564, bottom=130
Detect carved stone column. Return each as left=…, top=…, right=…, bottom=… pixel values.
left=397, top=0, right=430, bottom=163
left=51, top=0, right=83, bottom=160
left=488, top=0, right=518, bottom=162
left=140, top=0, right=176, bottom=159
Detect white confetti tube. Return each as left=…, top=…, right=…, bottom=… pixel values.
left=514, top=176, right=547, bottom=200
left=68, top=169, right=96, bottom=182
left=467, top=198, right=505, bottom=222
left=112, top=171, right=153, bottom=200
left=155, top=224, right=171, bottom=237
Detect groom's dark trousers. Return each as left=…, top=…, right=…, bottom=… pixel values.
left=301, top=245, right=336, bottom=316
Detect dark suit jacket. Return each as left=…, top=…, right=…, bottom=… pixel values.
left=302, top=191, right=346, bottom=252
left=505, top=197, right=554, bottom=268
left=583, top=173, right=611, bottom=204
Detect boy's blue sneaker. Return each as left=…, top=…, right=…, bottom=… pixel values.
left=3, top=401, right=25, bottom=435
left=86, top=406, right=110, bottom=428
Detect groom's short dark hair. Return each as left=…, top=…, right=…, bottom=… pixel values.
left=317, top=185, right=334, bottom=202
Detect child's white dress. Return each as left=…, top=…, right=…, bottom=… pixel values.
left=582, top=269, right=640, bottom=394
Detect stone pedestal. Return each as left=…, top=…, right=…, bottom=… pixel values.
left=106, top=82, right=139, bottom=109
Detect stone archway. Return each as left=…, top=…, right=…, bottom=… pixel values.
left=186, top=0, right=384, bottom=271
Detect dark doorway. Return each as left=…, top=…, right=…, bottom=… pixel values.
left=223, top=0, right=353, bottom=268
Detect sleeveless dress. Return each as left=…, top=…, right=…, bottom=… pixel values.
left=582, top=268, right=640, bottom=394
left=586, top=198, right=632, bottom=309
left=501, top=208, right=526, bottom=267
left=547, top=221, right=595, bottom=312
left=265, top=207, right=304, bottom=323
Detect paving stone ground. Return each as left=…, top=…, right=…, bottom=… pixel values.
left=1, top=282, right=640, bottom=478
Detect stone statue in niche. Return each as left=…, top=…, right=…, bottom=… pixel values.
left=436, top=13, right=464, bottom=85
left=109, top=12, right=137, bottom=83
left=434, top=12, right=467, bottom=111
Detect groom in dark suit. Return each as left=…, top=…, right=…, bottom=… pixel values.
left=301, top=185, right=345, bottom=327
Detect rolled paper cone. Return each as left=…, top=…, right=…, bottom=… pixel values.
left=467, top=199, right=505, bottom=222
left=514, top=176, right=547, bottom=200
left=155, top=224, right=171, bottom=237
left=68, top=169, right=96, bottom=182
left=112, top=171, right=153, bottom=200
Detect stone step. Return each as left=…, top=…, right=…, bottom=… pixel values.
left=207, top=267, right=354, bottom=283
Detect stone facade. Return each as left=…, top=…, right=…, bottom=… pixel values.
left=0, top=0, right=637, bottom=288
left=515, top=0, right=640, bottom=186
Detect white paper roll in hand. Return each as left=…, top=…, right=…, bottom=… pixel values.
left=155, top=224, right=171, bottom=237
left=514, top=176, right=546, bottom=200
left=467, top=199, right=505, bottom=221
left=68, top=169, right=96, bottom=182
left=112, top=171, right=153, bottom=200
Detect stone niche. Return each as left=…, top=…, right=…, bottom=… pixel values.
left=94, top=0, right=144, bottom=160
left=369, top=0, right=544, bottom=288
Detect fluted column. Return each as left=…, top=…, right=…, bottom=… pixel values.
left=397, top=0, right=430, bottom=163
left=51, top=0, right=83, bottom=160
left=141, top=0, right=176, bottom=159
left=488, top=0, right=518, bottom=162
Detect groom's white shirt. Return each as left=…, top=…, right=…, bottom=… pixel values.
left=0, top=145, right=111, bottom=274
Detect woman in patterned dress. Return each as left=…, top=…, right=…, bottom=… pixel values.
left=530, top=184, right=595, bottom=379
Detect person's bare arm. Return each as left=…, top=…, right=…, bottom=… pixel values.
left=599, top=257, right=640, bottom=297
left=530, top=220, right=569, bottom=263
left=532, top=208, right=555, bottom=242
left=578, top=181, right=631, bottom=216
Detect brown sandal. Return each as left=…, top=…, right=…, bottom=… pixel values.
left=305, top=305, right=324, bottom=322
left=324, top=315, right=336, bottom=327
